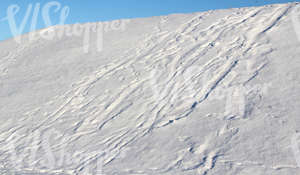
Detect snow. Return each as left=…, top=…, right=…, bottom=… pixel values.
left=1, top=2, right=300, bottom=175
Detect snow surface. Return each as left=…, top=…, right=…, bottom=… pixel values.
left=1, top=2, right=300, bottom=175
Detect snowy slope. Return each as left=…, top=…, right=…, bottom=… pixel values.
left=1, top=2, right=300, bottom=175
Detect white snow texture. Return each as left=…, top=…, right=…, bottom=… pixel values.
left=1, top=2, right=300, bottom=175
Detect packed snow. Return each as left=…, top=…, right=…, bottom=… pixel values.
left=0, top=2, right=300, bottom=175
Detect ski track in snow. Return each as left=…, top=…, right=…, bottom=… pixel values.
left=0, top=3, right=299, bottom=175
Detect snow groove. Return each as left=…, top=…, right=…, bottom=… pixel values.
left=0, top=3, right=298, bottom=174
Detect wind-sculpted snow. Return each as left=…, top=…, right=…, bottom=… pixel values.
left=1, top=3, right=300, bottom=175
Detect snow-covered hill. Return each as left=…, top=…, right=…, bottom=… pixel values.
left=1, top=2, right=300, bottom=175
